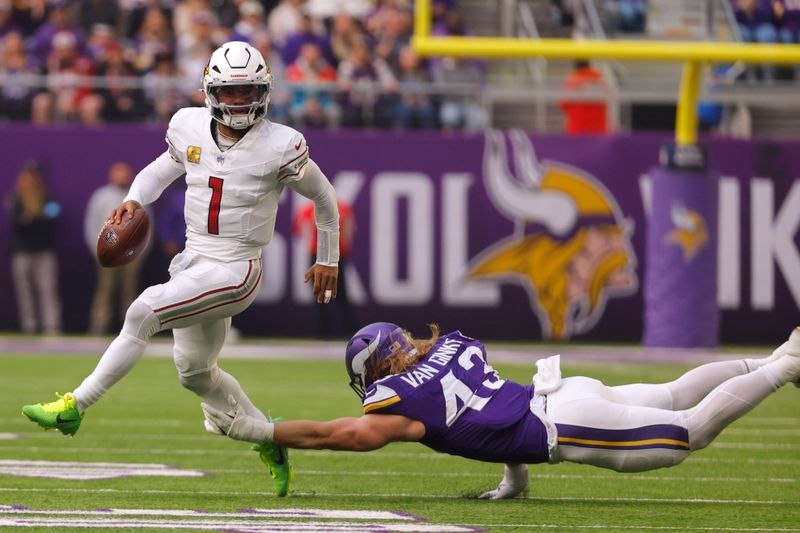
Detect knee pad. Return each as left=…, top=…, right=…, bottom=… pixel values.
left=178, top=365, right=221, bottom=395
left=121, top=300, right=161, bottom=342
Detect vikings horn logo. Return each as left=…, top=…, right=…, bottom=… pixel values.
left=468, top=130, right=638, bottom=340
left=665, top=202, right=708, bottom=262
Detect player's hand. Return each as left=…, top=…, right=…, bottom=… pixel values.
left=202, top=396, right=273, bottom=443
left=477, top=464, right=528, bottom=500
left=304, top=263, right=339, bottom=304
left=108, top=200, right=143, bottom=225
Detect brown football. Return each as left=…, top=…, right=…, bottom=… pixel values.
left=96, top=209, right=151, bottom=268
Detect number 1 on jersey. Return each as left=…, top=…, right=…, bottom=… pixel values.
left=208, top=177, right=223, bottom=234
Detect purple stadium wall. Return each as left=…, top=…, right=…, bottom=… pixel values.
left=0, top=124, right=798, bottom=343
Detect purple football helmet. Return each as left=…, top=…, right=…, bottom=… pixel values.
left=345, top=322, right=416, bottom=398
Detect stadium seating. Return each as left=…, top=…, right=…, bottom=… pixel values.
left=0, top=0, right=798, bottom=137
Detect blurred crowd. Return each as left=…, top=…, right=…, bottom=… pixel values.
left=734, top=0, right=800, bottom=80
left=554, top=0, right=800, bottom=44
left=551, top=0, right=800, bottom=82
left=734, top=0, right=800, bottom=45
left=0, top=0, right=488, bottom=130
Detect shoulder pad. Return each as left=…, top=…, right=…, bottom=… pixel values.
left=363, top=384, right=401, bottom=413
left=168, top=107, right=204, bottom=128
left=452, top=330, right=477, bottom=341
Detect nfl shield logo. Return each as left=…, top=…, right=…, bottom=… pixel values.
left=104, top=229, right=119, bottom=248
left=216, top=155, right=225, bottom=164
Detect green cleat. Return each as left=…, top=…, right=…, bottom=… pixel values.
left=22, top=392, right=84, bottom=436
left=252, top=438, right=294, bottom=497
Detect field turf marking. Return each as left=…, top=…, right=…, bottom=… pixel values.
left=202, top=468, right=795, bottom=484
left=688, top=457, right=800, bottom=465
left=0, top=506, right=479, bottom=532
left=0, top=505, right=418, bottom=520
left=0, top=460, right=205, bottom=480
left=712, top=443, right=800, bottom=450
left=472, top=525, right=800, bottom=531
left=0, top=487, right=794, bottom=504
left=8, top=427, right=800, bottom=442
left=0, top=517, right=480, bottom=532
left=3, top=443, right=800, bottom=458
left=0, top=452, right=796, bottom=484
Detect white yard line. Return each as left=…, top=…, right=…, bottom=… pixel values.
left=0, top=506, right=416, bottom=520
left=0, top=486, right=793, bottom=505
left=10, top=426, right=800, bottom=442
left=3, top=442, right=800, bottom=458
left=5, top=417, right=800, bottom=428
left=0, top=517, right=476, bottom=532
left=711, top=442, right=800, bottom=450
left=0, top=456, right=795, bottom=482
left=205, top=468, right=795, bottom=484
left=724, top=428, right=800, bottom=436
left=472, top=525, right=800, bottom=532
left=688, top=457, right=800, bottom=465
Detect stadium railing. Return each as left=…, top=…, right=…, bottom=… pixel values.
left=413, top=0, right=800, bottom=142
left=3, top=0, right=800, bottom=137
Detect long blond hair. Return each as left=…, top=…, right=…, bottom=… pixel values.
left=371, top=324, right=441, bottom=382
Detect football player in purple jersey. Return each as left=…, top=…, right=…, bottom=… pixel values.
left=203, top=322, right=800, bottom=499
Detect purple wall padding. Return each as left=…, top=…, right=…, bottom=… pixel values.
left=644, top=167, right=719, bottom=347
left=1, top=123, right=798, bottom=344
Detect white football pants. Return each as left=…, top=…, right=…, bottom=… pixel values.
left=74, top=252, right=266, bottom=423
left=546, top=356, right=791, bottom=472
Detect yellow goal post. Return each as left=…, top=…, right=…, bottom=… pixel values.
left=411, top=0, right=800, bottom=146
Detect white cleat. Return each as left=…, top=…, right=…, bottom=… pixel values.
left=787, top=327, right=800, bottom=354
left=784, top=327, right=800, bottom=386
left=767, top=341, right=789, bottom=363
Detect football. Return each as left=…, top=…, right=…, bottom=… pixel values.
left=96, top=208, right=151, bottom=268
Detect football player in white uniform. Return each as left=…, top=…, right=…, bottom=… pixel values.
left=22, top=41, right=337, bottom=497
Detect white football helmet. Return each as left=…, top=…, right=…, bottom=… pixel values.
left=202, top=41, right=272, bottom=130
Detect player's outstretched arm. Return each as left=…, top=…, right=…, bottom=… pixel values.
left=202, top=398, right=424, bottom=451
left=274, top=414, right=425, bottom=451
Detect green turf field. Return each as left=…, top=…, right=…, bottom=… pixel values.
left=1, top=353, right=798, bottom=532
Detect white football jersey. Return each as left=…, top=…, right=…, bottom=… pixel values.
left=165, top=108, right=309, bottom=262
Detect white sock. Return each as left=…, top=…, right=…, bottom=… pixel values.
left=73, top=332, right=147, bottom=412
left=765, top=353, right=800, bottom=385
left=206, top=369, right=268, bottom=423
left=685, top=367, right=779, bottom=451
left=744, top=341, right=788, bottom=371
left=664, top=359, right=751, bottom=410
left=73, top=300, right=160, bottom=412
left=612, top=359, right=751, bottom=410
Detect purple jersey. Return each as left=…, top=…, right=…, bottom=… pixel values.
left=362, top=332, right=550, bottom=464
